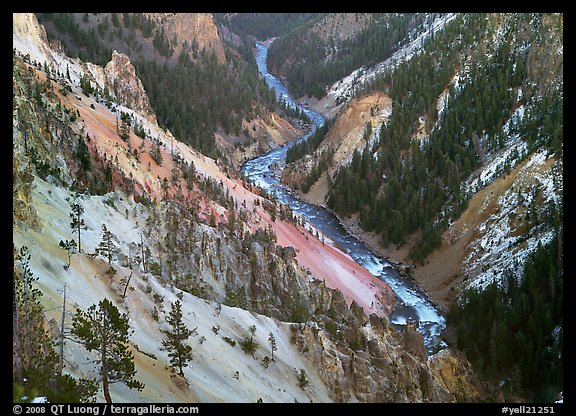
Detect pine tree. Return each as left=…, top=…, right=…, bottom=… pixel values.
left=111, top=13, right=120, bottom=29
left=150, top=144, right=163, bottom=166
left=75, top=136, right=92, bottom=172
left=228, top=206, right=236, bottom=235
left=71, top=298, right=144, bottom=403
left=268, top=332, right=277, bottom=361
left=59, top=239, right=77, bottom=269
left=239, top=325, right=259, bottom=358
left=14, top=246, right=46, bottom=374
left=14, top=246, right=98, bottom=402
left=80, top=73, right=93, bottom=96
left=96, top=224, right=117, bottom=265
left=297, top=368, right=309, bottom=389
left=119, top=112, right=131, bottom=142
left=69, top=201, right=86, bottom=253
left=161, top=300, right=194, bottom=377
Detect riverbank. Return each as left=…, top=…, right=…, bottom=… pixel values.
left=271, top=216, right=399, bottom=317
left=336, top=213, right=459, bottom=312
left=287, top=162, right=457, bottom=313
left=290, top=96, right=456, bottom=312
left=246, top=40, right=446, bottom=345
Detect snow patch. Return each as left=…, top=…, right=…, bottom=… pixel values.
left=463, top=148, right=561, bottom=290
left=325, top=13, right=458, bottom=106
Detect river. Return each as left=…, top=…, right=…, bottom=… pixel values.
left=242, top=41, right=446, bottom=351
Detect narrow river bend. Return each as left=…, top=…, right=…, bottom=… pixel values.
left=242, top=41, right=446, bottom=351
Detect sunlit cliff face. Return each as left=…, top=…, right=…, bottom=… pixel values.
left=142, top=13, right=226, bottom=64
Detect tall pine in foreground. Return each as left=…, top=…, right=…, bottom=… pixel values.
left=13, top=245, right=97, bottom=402
left=161, top=300, right=194, bottom=377
left=72, top=298, right=144, bottom=403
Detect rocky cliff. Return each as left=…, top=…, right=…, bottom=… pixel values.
left=291, top=314, right=487, bottom=402
left=12, top=12, right=53, bottom=61
left=13, top=13, right=156, bottom=124
left=143, top=13, right=226, bottom=64
left=282, top=92, right=391, bottom=205
left=12, top=14, right=497, bottom=402
left=103, top=50, right=157, bottom=123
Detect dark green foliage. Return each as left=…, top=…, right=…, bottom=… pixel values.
left=215, top=13, right=320, bottom=41
left=141, top=15, right=154, bottom=39
left=149, top=144, right=163, bottom=166
left=13, top=246, right=98, bottom=403
left=75, top=136, right=92, bottom=172
left=268, top=332, right=277, bottom=361
left=515, top=90, right=563, bottom=158
left=209, top=210, right=217, bottom=227
left=223, top=286, right=248, bottom=309
left=95, top=224, right=117, bottom=265
left=277, top=96, right=312, bottom=125
left=119, top=112, right=131, bottom=142
left=59, top=239, right=77, bottom=268
left=239, top=325, right=259, bottom=357
left=267, top=14, right=429, bottom=99
left=149, top=261, right=162, bottom=276
left=134, top=119, right=147, bottom=140
left=71, top=298, right=145, bottom=403
left=447, top=234, right=563, bottom=401
left=111, top=13, right=120, bottom=29
left=222, top=336, right=236, bottom=347
left=37, top=12, right=278, bottom=158
left=239, top=338, right=258, bottom=356
left=69, top=201, right=86, bottom=253
left=14, top=245, right=51, bottom=376
left=326, top=13, right=563, bottom=262
left=161, top=300, right=194, bottom=377
left=135, top=53, right=275, bottom=158
left=410, top=224, right=442, bottom=265
left=297, top=368, right=309, bottom=389
left=153, top=26, right=173, bottom=58
left=80, top=73, right=94, bottom=96
left=37, top=13, right=113, bottom=65
left=289, top=296, right=309, bottom=323
left=28, top=146, right=59, bottom=180
left=13, top=55, right=117, bottom=196
left=300, top=148, right=334, bottom=194
left=286, top=118, right=334, bottom=163
left=327, top=15, right=473, bottom=249
left=227, top=205, right=237, bottom=235
left=21, top=372, right=98, bottom=403
left=348, top=338, right=362, bottom=351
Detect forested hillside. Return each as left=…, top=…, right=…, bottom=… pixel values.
left=214, top=13, right=320, bottom=41
left=448, top=233, right=563, bottom=401
left=36, top=13, right=279, bottom=159
left=324, top=13, right=562, bottom=264
left=266, top=13, right=438, bottom=98
left=13, top=12, right=562, bottom=404
left=13, top=13, right=493, bottom=403
left=283, top=13, right=563, bottom=401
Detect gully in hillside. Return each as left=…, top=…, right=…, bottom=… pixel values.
left=242, top=41, right=446, bottom=351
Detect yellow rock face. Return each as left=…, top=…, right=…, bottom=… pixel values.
left=142, top=13, right=226, bottom=65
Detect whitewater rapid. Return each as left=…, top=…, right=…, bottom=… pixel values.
left=242, top=41, right=446, bottom=351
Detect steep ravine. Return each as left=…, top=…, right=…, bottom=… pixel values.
left=13, top=13, right=498, bottom=403
left=244, top=41, right=447, bottom=351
